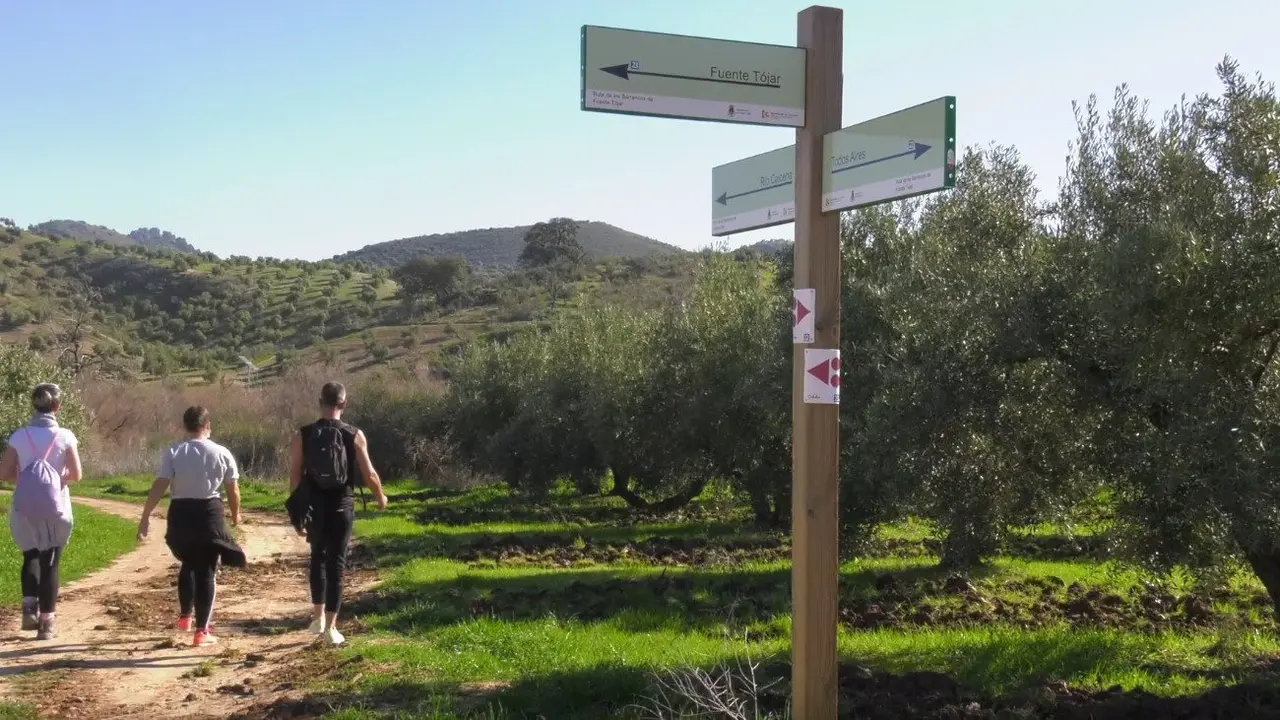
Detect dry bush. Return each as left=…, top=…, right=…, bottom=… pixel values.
left=76, top=359, right=474, bottom=484
left=633, top=652, right=787, bottom=720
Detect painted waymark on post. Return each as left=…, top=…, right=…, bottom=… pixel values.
left=822, top=95, right=957, bottom=212
left=711, top=144, right=796, bottom=235
left=581, top=25, right=806, bottom=127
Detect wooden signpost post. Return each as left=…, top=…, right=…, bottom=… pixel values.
left=581, top=7, right=956, bottom=717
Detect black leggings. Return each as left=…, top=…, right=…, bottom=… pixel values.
left=21, top=547, right=63, bottom=614
left=177, top=549, right=219, bottom=630
left=309, top=504, right=354, bottom=613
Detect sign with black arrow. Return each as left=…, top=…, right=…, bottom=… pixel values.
left=821, top=96, right=958, bottom=212
left=581, top=25, right=806, bottom=127
left=711, top=144, right=796, bottom=235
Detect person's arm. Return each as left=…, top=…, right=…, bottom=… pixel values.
left=289, top=433, right=303, bottom=491
left=224, top=452, right=241, bottom=526
left=0, top=446, right=16, bottom=483
left=226, top=480, right=241, bottom=525
left=137, top=478, right=170, bottom=540
left=353, top=430, right=387, bottom=510
left=62, top=444, right=83, bottom=484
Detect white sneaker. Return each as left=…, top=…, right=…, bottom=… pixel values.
left=308, top=616, right=326, bottom=635
left=323, top=626, right=345, bottom=646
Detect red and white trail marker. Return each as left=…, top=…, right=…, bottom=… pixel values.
left=793, top=288, right=815, bottom=344
left=802, top=348, right=840, bottom=405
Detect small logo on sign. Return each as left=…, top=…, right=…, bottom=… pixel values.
left=628, top=60, right=640, bottom=70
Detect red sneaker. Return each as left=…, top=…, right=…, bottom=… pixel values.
left=193, top=630, right=218, bottom=647
left=177, top=616, right=193, bottom=632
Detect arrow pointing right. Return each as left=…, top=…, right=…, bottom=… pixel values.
left=794, top=297, right=810, bottom=324
left=831, top=142, right=932, bottom=175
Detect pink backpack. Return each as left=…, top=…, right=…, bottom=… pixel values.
left=12, top=430, right=62, bottom=520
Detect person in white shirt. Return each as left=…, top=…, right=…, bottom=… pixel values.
left=0, top=383, right=83, bottom=640
left=138, top=406, right=245, bottom=647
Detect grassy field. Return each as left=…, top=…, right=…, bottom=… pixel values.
left=75, top=475, right=292, bottom=514
left=57, top=479, right=1280, bottom=718
left=0, top=495, right=138, bottom=606
left=261, top=485, right=1280, bottom=718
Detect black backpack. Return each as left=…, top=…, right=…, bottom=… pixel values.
left=304, top=423, right=349, bottom=491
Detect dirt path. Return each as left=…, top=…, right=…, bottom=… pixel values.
left=0, top=496, right=373, bottom=719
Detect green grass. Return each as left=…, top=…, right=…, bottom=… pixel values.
left=43, top=479, right=1280, bottom=717
left=0, top=495, right=138, bottom=605
left=75, top=475, right=292, bottom=513
left=0, top=702, right=37, bottom=720
left=240, top=484, right=1279, bottom=719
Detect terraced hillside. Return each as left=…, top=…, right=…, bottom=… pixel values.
left=0, top=225, right=400, bottom=378
left=0, top=223, right=699, bottom=384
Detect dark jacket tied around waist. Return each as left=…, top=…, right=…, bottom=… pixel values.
left=165, top=497, right=247, bottom=568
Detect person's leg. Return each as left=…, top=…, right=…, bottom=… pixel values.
left=21, top=549, right=39, bottom=630
left=323, top=506, right=355, bottom=628
left=37, top=547, right=62, bottom=615
left=309, top=531, right=327, bottom=630
left=193, top=551, right=218, bottom=631
left=177, top=559, right=196, bottom=627
left=35, top=547, right=62, bottom=640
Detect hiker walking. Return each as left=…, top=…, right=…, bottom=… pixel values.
left=137, top=406, right=246, bottom=647
left=287, top=381, right=387, bottom=646
left=1, top=383, right=83, bottom=640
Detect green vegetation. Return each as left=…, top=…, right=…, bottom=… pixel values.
left=74, top=475, right=291, bottom=513
left=432, top=61, right=1280, bottom=616
left=0, top=216, right=698, bottom=381
left=0, top=702, right=37, bottom=720
left=246, top=484, right=1280, bottom=719
left=0, top=344, right=87, bottom=442
left=0, top=496, right=138, bottom=605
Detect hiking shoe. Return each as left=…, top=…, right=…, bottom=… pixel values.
left=177, top=615, right=193, bottom=632
left=308, top=616, right=326, bottom=635
left=36, top=617, right=56, bottom=641
left=21, top=610, right=38, bottom=632
left=193, top=630, right=218, bottom=647
left=322, top=626, right=345, bottom=646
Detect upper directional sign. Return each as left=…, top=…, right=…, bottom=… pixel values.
left=581, top=25, right=806, bottom=127
left=711, top=144, right=796, bottom=235
left=821, top=96, right=957, bottom=213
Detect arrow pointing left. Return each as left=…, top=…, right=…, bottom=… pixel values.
left=716, top=178, right=794, bottom=205
left=600, top=64, right=782, bottom=89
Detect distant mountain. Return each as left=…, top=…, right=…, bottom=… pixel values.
left=28, top=220, right=199, bottom=254
left=128, top=227, right=200, bottom=254
left=741, top=238, right=791, bottom=256
left=333, top=220, right=685, bottom=269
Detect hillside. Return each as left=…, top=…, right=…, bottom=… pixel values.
left=332, top=220, right=685, bottom=269
left=29, top=219, right=200, bottom=254
left=0, top=223, right=701, bottom=385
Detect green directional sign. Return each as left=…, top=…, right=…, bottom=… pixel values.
left=712, top=145, right=796, bottom=236
left=821, top=96, right=956, bottom=213
left=581, top=25, right=806, bottom=127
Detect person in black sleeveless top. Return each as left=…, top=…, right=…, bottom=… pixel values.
left=289, top=381, right=387, bottom=646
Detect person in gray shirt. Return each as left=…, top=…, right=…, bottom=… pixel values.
left=138, top=406, right=245, bottom=647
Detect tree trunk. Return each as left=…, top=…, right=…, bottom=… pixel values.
left=609, top=471, right=709, bottom=514
left=1243, top=549, right=1280, bottom=621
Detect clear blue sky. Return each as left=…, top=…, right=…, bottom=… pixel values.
left=1, top=0, right=1276, bottom=260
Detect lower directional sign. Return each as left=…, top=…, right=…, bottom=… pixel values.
left=711, top=145, right=795, bottom=236
left=821, top=96, right=956, bottom=213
